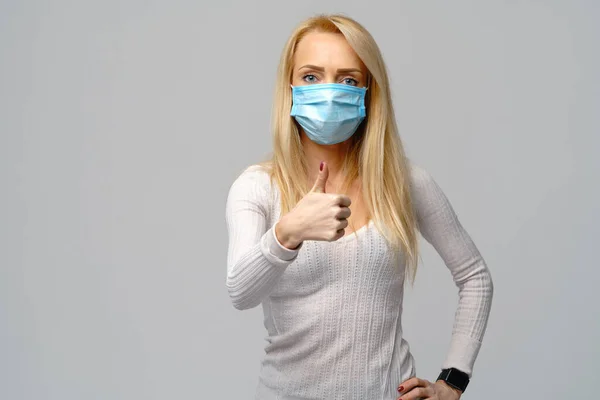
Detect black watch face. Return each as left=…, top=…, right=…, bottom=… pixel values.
left=440, top=368, right=469, bottom=391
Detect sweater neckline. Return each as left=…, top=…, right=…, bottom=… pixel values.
left=334, top=219, right=374, bottom=243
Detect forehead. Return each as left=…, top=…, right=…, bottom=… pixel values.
left=293, top=31, right=363, bottom=69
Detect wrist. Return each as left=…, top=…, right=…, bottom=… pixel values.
left=436, top=380, right=463, bottom=398
left=437, top=367, right=469, bottom=395
left=275, top=216, right=302, bottom=250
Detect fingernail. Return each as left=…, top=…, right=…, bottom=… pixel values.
left=320, top=161, right=324, bottom=171
left=397, top=386, right=403, bottom=392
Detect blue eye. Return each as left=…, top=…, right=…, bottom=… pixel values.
left=302, top=74, right=318, bottom=83
left=342, top=78, right=358, bottom=86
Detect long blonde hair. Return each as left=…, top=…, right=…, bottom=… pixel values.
left=259, top=14, right=420, bottom=284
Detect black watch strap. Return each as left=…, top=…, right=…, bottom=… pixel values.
left=437, top=368, right=470, bottom=392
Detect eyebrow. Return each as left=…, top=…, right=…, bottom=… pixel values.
left=299, top=64, right=363, bottom=75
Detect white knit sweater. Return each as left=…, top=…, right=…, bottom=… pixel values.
left=225, top=161, right=493, bottom=400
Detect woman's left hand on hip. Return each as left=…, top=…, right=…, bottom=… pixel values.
left=397, top=377, right=462, bottom=400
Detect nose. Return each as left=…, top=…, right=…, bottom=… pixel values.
left=322, top=73, right=336, bottom=84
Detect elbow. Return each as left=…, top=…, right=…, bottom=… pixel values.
left=473, top=261, right=494, bottom=303
left=486, top=266, right=494, bottom=300
left=226, top=276, right=261, bottom=311
left=455, top=259, right=494, bottom=297
left=479, top=261, right=495, bottom=301
left=230, top=296, right=260, bottom=311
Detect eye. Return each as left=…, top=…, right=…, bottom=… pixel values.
left=302, top=74, right=319, bottom=83
left=341, top=77, right=358, bottom=86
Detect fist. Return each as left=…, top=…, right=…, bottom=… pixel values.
left=281, top=161, right=352, bottom=245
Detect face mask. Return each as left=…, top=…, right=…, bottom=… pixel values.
left=290, top=83, right=368, bottom=145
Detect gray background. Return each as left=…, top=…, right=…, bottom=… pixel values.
left=1, top=0, right=598, bottom=399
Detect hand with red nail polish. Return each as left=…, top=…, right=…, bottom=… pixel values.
left=396, top=376, right=462, bottom=400
left=275, top=161, right=352, bottom=248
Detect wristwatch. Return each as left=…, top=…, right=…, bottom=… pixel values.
left=437, top=368, right=470, bottom=392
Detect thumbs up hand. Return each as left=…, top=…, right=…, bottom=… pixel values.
left=275, top=161, right=352, bottom=249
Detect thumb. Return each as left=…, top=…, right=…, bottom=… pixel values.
left=311, top=161, right=329, bottom=193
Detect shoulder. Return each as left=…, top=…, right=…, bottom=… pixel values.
left=405, top=159, right=461, bottom=233
left=227, top=163, right=274, bottom=204
left=406, top=159, right=450, bottom=216
left=406, top=159, right=437, bottom=192
left=231, top=163, right=272, bottom=189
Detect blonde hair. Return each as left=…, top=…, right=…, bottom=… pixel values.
left=259, top=14, right=420, bottom=284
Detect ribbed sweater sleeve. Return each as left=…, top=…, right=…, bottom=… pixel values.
left=225, top=167, right=302, bottom=310
left=409, top=163, right=494, bottom=377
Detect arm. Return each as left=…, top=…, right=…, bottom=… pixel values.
left=409, top=163, right=494, bottom=377
left=225, top=167, right=302, bottom=310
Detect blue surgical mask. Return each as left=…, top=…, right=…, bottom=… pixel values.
left=290, top=83, right=367, bottom=145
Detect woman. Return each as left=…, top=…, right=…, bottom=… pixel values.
left=225, top=14, right=493, bottom=400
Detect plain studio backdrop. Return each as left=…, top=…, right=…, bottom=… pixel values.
left=1, top=0, right=598, bottom=399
